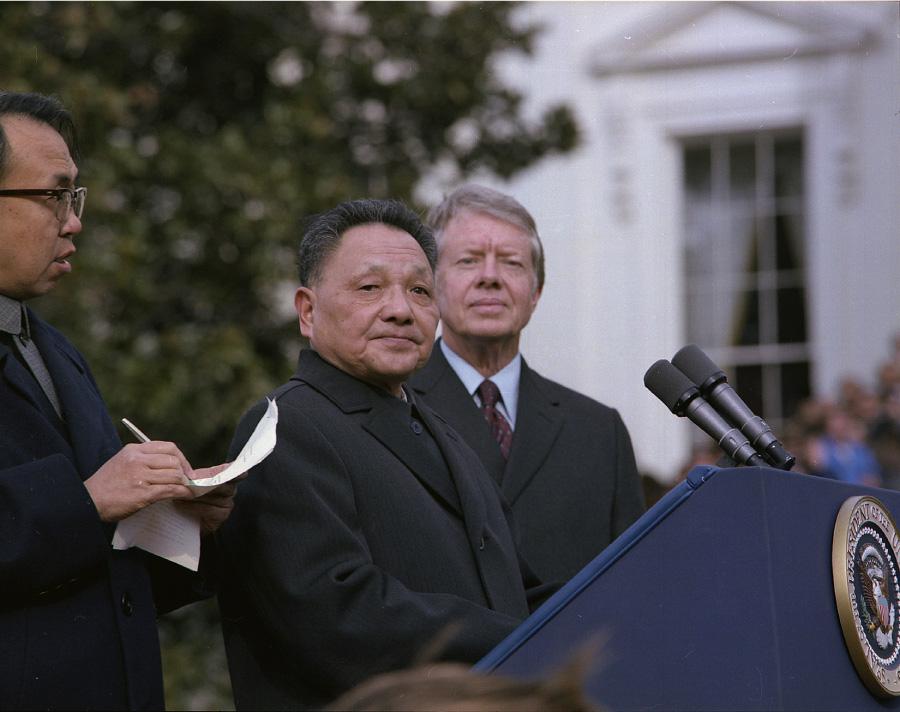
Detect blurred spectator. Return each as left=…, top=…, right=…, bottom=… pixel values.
left=325, top=658, right=602, bottom=712
left=778, top=333, right=899, bottom=488
left=806, top=404, right=882, bottom=487
left=870, top=386, right=900, bottom=489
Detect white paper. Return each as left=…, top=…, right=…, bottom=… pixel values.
left=111, top=500, right=202, bottom=570
left=112, top=399, right=278, bottom=570
left=186, top=398, right=278, bottom=493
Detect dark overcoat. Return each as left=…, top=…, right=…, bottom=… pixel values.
left=410, top=342, right=646, bottom=583
left=0, top=308, right=207, bottom=710
left=218, top=349, right=547, bottom=710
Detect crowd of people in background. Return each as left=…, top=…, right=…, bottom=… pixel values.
left=788, top=334, right=900, bottom=489
left=649, top=334, right=900, bottom=506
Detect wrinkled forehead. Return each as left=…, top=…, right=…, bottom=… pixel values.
left=330, top=223, right=433, bottom=272
left=441, top=210, right=533, bottom=250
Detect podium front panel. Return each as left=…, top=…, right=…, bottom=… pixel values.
left=483, top=467, right=900, bottom=711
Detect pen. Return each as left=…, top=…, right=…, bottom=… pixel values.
left=121, top=418, right=151, bottom=443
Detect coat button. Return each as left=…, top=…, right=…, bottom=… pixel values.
left=478, top=537, right=486, bottom=551
left=121, top=593, right=134, bottom=617
left=410, top=421, right=423, bottom=435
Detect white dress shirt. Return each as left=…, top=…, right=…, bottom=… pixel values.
left=440, top=339, right=521, bottom=429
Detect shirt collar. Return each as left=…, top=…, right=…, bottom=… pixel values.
left=440, top=339, right=521, bottom=428
left=0, top=294, right=26, bottom=338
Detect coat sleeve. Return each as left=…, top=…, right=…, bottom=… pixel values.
left=217, top=399, right=522, bottom=699
left=0, top=453, right=111, bottom=602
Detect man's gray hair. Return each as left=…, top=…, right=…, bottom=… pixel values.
left=426, top=183, right=545, bottom=291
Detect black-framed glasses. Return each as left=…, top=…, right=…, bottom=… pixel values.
left=0, top=187, right=87, bottom=222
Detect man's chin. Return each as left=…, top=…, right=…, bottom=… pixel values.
left=363, top=365, right=418, bottom=396
left=463, top=325, right=517, bottom=342
left=19, top=282, right=60, bottom=301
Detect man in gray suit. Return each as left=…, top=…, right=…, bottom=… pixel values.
left=410, top=184, right=645, bottom=584
left=217, top=199, right=551, bottom=710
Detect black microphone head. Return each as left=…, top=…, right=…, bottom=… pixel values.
left=644, top=359, right=699, bottom=415
left=672, top=344, right=726, bottom=392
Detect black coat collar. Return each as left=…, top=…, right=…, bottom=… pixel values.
left=289, top=349, right=487, bottom=531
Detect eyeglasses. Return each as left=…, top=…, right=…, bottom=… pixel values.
left=0, top=187, right=87, bottom=222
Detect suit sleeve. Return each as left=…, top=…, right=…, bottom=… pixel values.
left=0, top=454, right=110, bottom=601
left=218, top=400, right=522, bottom=696
left=610, top=409, right=646, bottom=538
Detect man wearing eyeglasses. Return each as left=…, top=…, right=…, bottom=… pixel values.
left=0, top=91, right=234, bottom=710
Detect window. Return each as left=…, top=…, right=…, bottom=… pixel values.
left=682, top=131, right=810, bottom=434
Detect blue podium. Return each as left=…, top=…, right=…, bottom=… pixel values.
left=476, top=466, right=900, bottom=711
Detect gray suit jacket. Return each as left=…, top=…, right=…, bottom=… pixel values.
left=218, top=349, right=548, bottom=710
left=409, top=342, right=645, bottom=583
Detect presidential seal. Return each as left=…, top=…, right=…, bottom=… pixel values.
left=833, top=495, right=900, bottom=697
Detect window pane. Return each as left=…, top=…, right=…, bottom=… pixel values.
left=734, top=364, right=764, bottom=416
left=774, top=136, right=803, bottom=199
left=777, top=287, right=807, bottom=343
left=733, top=212, right=760, bottom=276
left=684, top=204, right=717, bottom=280
left=684, top=145, right=711, bottom=198
left=686, top=287, right=720, bottom=349
left=733, top=287, right=760, bottom=346
left=729, top=142, right=756, bottom=200
left=775, top=212, right=804, bottom=271
left=781, top=361, right=810, bottom=420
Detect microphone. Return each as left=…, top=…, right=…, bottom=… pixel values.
left=644, top=359, right=768, bottom=467
left=671, top=344, right=795, bottom=471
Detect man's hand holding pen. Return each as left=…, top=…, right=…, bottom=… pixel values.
left=83, top=418, right=235, bottom=532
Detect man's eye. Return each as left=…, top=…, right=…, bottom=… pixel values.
left=411, top=286, right=431, bottom=296
left=360, top=284, right=379, bottom=291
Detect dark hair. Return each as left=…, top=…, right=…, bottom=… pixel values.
left=427, top=183, right=545, bottom=292
left=298, top=199, right=437, bottom=287
left=0, top=92, right=79, bottom=181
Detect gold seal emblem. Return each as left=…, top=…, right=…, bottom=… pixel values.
left=833, top=495, right=900, bottom=697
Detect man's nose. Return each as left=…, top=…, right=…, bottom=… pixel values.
left=60, top=211, right=83, bottom=239
left=381, top=286, right=414, bottom=322
left=477, top=254, right=500, bottom=285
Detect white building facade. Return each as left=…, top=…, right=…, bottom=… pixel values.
left=428, top=2, right=899, bottom=482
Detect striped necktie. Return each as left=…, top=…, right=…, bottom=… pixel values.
left=477, top=379, right=513, bottom=459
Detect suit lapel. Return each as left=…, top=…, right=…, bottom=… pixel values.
left=30, top=313, right=119, bottom=477
left=502, top=361, right=564, bottom=504
left=1, top=340, right=52, bottom=416
left=414, top=400, right=487, bottom=542
left=361, top=400, right=462, bottom=516
left=410, top=346, right=507, bottom=482
left=295, top=350, right=463, bottom=516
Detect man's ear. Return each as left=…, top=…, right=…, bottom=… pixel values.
left=530, top=284, right=543, bottom=312
left=295, top=287, right=315, bottom=338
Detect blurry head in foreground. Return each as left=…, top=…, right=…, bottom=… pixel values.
left=326, top=660, right=602, bottom=712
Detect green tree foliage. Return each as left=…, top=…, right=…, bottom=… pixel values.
left=2, top=2, right=577, bottom=707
